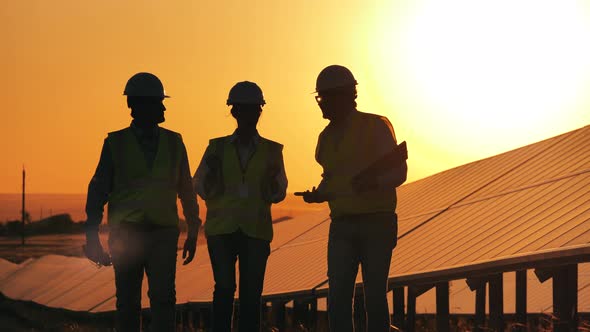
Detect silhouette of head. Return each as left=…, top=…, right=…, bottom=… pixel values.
left=231, top=104, right=263, bottom=129
left=128, top=96, right=166, bottom=125
left=123, top=72, right=169, bottom=126
left=315, top=65, right=358, bottom=121
left=227, top=81, right=265, bottom=133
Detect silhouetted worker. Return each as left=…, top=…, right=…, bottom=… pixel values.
left=84, top=72, right=201, bottom=332
left=193, top=81, right=287, bottom=332
left=295, top=65, right=408, bottom=332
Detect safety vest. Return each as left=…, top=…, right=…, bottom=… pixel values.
left=106, top=127, right=182, bottom=227
left=204, top=136, right=282, bottom=241
left=317, top=111, right=397, bottom=219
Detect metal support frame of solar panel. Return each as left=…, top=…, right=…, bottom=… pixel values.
left=314, top=126, right=590, bottom=305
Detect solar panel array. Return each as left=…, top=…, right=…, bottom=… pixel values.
left=390, top=126, right=590, bottom=277
left=1, top=125, right=588, bottom=314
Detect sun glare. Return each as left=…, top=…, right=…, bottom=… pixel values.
left=374, top=0, right=590, bottom=151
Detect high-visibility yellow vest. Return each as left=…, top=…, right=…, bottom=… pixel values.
left=317, top=111, right=397, bottom=219
left=107, top=127, right=183, bottom=226
left=204, top=136, right=282, bottom=241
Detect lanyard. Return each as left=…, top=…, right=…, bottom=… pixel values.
left=233, top=141, right=256, bottom=183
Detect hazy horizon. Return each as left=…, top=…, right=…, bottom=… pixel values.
left=0, top=192, right=325, bottom=224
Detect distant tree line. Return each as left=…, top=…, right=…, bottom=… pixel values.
left=0, top=213, right=85, bottom=236
left=0, top=213, right=202, bottom=237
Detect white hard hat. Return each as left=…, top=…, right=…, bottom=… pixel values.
left=124, top=72, right=170, bottom=98
left=315, top=65, right=357, bottom=93
left=227, top=81, right=265, bottom=105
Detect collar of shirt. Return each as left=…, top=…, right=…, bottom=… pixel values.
left=325, top=109, right=359, bottom=138
left=228, top=129, right=261, bottom=147
left=130, top=121, right=160, bottom=139
left=228, top=129, right=260, bottom=169
left=327, top=108, right=357, bottom=129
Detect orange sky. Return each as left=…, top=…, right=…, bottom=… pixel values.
left=1, top=1, right=590, bottom=194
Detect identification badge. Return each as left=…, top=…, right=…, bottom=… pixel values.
left=238, top=184, right=249, bottom=198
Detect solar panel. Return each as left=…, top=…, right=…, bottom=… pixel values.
left=1, top=125, right=588, bottom=317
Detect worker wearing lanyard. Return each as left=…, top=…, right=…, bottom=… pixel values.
left=193, top=81, right=288, bottom=332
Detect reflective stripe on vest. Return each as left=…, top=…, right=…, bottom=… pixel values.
left=319, top=112, right=397, bottom=218
left=107, top=127, right=181, bottom=226
left=204, top=137, right=278, bottom=241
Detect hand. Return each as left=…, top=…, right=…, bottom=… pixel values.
left=294, top=186, right=328, bottom=203
left=84, top=231, right=111, bottom=267
left=182, top=228, right=198, bottom=265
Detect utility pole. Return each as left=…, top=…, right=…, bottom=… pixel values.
left=21, top=165, right=25, bottom=246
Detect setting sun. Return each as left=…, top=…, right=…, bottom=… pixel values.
left=2, top=2, right=590, bottom=330
left=1, top=1, right=589, bottom=193
left=369, top=0, right=590, bottom=175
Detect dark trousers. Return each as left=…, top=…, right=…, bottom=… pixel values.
left=207, top=230, right=271, bottom=332
left=327, top=213, right=398, bottom=332
left=108, top=225, right=179, bottom=332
